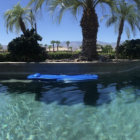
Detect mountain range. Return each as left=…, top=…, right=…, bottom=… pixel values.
left=60, top=41, right=122, bottom=51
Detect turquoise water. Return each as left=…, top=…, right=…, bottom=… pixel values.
left=0, top=72, right=140, bottom=140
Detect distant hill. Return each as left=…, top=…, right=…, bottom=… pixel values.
left=60, top=41, right=124, bottom=51
left=98, top=41, right=117, bottom=47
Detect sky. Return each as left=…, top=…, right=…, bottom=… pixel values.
left=0, top=0, right=140, bottom=45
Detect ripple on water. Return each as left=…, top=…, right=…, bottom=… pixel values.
left=0, top=81, right=140, bottom=139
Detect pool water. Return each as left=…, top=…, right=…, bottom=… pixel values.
left=0, top=72, right=140, bottom=140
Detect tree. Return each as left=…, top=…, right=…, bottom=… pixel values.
left=29, top=9, right=37, bottom=33
left=97, top=44, right=103, bottom=49
left=39, top=44, right=43, bottom=47
left=4, top=3, right=32, bottom=34
left=106, top=0, right=140, bottom=57
left=118, top=39, right=140, bottom=59
left=8, top=29, right=47, bottom=62
left=66, top=41, right=70, bottom=49
left=51, top=40, right=55, bottom=52
left=0, top=44, right=3, bottom=50
left=101, top=45, right=113, bottom=54
left=56, top=41, right=61, bottom=51
left=79, top=45, right=83, bottom=50
left=69, top=46, right=73, bottom=52
left=97, top=44, right=103, bottom=52
left=48, top=45, right=52, bottom=51
left=28, top=0, right=114, bottom=60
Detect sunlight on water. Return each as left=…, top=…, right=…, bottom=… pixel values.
left=0, top=83, right=140, bottom=140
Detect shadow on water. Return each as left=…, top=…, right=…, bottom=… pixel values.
left=0, top=70, right=140, bottom=106
left=0, top=80, right=100, bottom=106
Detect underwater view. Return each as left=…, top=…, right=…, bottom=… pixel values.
left=0, top=71, right=140, bottom=140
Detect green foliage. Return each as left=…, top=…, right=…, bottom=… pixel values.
left=48, top=45, right=52, bottom=51
left=118, top=39, right=140, bottom=59
left=0, top=51, right=80, bottom=62
left=48, top=0, right=114, bottom=22
left=28, top=0, right=114, bottom=60
left=79, top=45, right=83, bottom=49
left=66, top=41, right=70, bottom=47
left=0, top=44, right=3, bottom=50
left=106, top=0, right=140, bottom=39
left=56, top=41, right=61, bottom=51
left=97, top=44, right=103, bottom=50
left=101, top=45, right=113, bottom=54
left=4, top=3, right=32, bottom=34
left=47, top=51, right=80, bottom=59
left=8, top=29, right=47, bottom=62
left=29, top=10, right=37, bottom=30
left=0, top=53, right=11, bottom=62
left=51, top=40, right=55, bottom=51
left=51, top=40, right=56, bottom=45
left=99, top=52, right=116, bottom=59
left=56, top=41, right=60, bottom=45
left=69, top=46, right=73, bottom=51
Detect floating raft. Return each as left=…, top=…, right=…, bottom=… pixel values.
left=27, top=73, right=98, bottom=82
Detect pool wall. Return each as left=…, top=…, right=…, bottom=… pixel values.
left=0, top=61, right=139, bottom=78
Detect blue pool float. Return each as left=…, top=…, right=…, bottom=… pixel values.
left=27, top=73, right=98, bottom=82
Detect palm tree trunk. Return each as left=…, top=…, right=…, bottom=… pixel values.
left=53, top=44, right=55, bottom=52
left=116, top=18, right=124, bottom=58
left=80, top=8, right=99, bottom=60
left=35, top=22, right=37, bottom=33
left=19, top=17, right=26, bottom=34
left=57, top=45, right=59, bottom=51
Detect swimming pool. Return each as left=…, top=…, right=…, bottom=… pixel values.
left=0, top=71, right=140, bottom=140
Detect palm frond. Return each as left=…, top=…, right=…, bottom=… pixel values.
left=106, top=16, right=117, bottom=27
left=106, top=0, right=140, bottom=38
left=4, top=2, right=33, bottom=34
left=28, top=0, right=47, bottom=11
left=125, top=25, right=130, bottom=38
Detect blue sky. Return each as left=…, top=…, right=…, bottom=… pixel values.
left=0, top=0, right=139, bottom=45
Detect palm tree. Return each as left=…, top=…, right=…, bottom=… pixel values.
left=134, top=0, right=140, bottom=7
left=51, top=40, right=56, bottom=52
left=4, top=3, right=32, bottom=34
left=48, top=45, right=52, bottom=51
left=50, top=0, right=116, bottom=60
left=69, top=46, right=73, bottom=52
left=29, top=0, right=115, bottom=60
left=56, top=41, right=61, bottom=51
left=66, top=41, right=70, bottom=50
left=29, top=9, right=37, bottom=32
left=106, top=0, right=140, bottom=56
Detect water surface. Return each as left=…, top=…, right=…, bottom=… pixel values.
left=0, top=72, right=140, bottom=140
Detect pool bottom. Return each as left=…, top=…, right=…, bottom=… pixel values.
left=0, top=84, right=140, bottom=140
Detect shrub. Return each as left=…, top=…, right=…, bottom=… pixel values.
left=118, top=39, right=140, bottom=59
left=101, top=45, right=113, bottom=54
left=0, top=53, right=12, bottom=62
left=47, top=51, right=80, bottom=59
left=8, top=29, right=47, bottom=62
left=99, top=51, right=115, bottom=59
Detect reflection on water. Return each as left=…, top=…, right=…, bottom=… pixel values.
left=0, top=79, right=115, bottom=106
left=0, top=72, right=140, bottom=139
